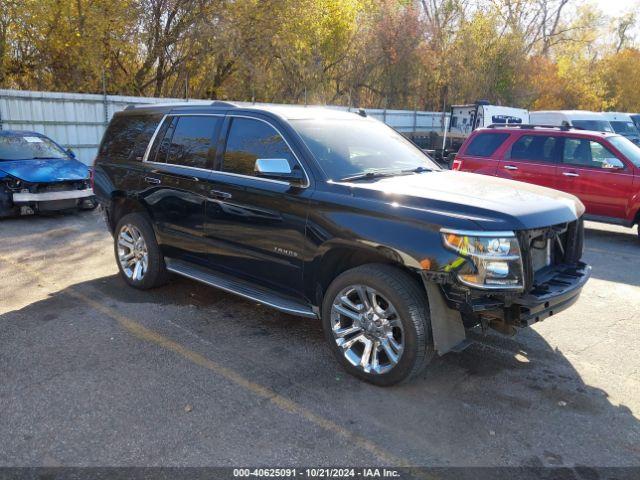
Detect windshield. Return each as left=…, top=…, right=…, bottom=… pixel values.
left=608, top=135, right=640, bottom=167
left=610, top=121, right=640, bottom=136
left=572, top=120, right=614, bottom=133
left=290, top=118, right=439, bottom=180
left=0, top=134, right=69, bottom=161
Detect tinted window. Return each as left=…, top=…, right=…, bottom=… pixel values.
left=153, top=117, right=177, bottom=164
left=571, top=120, right=613, bottom=133
left=510, top=135, right=560, bottom=162
left=165, top=116, right=220, bottom=169
left=464, top=133, right=509, bottom=157
left=223, top=117, right=296, bottom=176
left=100, top=113, right=162, bottom=162
left=610, top=121, right=639, bottom=135
left=562, top=139, right=621, bottom=169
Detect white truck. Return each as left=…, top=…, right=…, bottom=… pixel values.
left=601, top=112, right=640, bottom=144
left=529, top=110, right=614, bottom=133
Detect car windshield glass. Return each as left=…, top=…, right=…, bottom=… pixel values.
left=572, top=120, right=614, bottom=133
left=0, top=134, right=69, bottom=161
left=290, top=118, right=439, bottom=180
left=608, top=135, right=640, bottom=167
left=610, top=121, right=639, bottom=136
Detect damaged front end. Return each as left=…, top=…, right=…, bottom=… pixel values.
left=0, top=176, right=94, bottom=217
left=426, top=218, right=590, bottom=352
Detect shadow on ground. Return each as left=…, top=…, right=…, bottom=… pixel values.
left=1, top=272, right=638, bottom=467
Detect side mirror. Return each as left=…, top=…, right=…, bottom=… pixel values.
left=602, top=158, right=624, bottom=170
left=66, top=148, right=76, bottom=158
left=254, top=158, right=305, bottom=185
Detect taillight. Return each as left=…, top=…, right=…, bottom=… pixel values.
left=89, top=166, right=95, bottom=190
left=452, top=158, right=462, bottom=171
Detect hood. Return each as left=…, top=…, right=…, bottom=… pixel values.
left=0, top=158, right=89, bottom=183
left=339, top=171, right=584, bottom=231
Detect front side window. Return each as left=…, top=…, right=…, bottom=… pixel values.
left=562, top=138, right=623, bottom=169
left=509, top=135, right=560, bottom=163
left=223, top=117, right=296, bottom=177
left=290, top=117, right=438, bottom=180
left=0, top=134, right=69, bottom=161
left=464, top=133, right=510, bottom=157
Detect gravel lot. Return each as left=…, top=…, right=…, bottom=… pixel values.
left=1, top=210, right=639, bottom=468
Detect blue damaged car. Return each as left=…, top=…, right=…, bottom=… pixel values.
left=0, top=130, right=96, bottom=217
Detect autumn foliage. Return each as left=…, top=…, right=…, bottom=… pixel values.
left=1, top=0, right=638, bottom=112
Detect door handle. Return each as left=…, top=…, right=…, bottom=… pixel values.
left=144, top=176, right=161, bottom=185
left=209, top=189, right=232, bottom=200
left=562, top=172, right=580, bottom=177
left=503, top=165, right=518, bottom=171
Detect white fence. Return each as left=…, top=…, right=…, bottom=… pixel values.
left=0, top=89, right=445, bottom=165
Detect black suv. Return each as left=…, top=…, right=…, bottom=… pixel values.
left=93, top=102, right=591, bottom=385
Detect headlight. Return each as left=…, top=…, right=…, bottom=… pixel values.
left=441, top=229, right=524, bottom=290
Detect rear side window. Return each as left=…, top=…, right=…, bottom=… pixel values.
left=222, top=117, right=296, bottom=177
left=99, top=113, right=162, bottom=162
left=509, top=135, right=561, bottom=163
left=464, top=133, right=509, bottom=157
left=166, top=116, right=220, bottom=169
left=150, top=115, right=221, bottom=169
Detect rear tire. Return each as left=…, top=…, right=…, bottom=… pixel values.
left=321, top=264, right=434, bottom=386
left=114, top=212, right=169, bottom=289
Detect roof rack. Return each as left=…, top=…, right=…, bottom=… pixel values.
left=124, top=100, right=237, bottom=111
left=486, top=124, right=584, bottom=131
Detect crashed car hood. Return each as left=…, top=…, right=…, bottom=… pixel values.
left=0, top=158, right=89, bottom=183
left=340, top=170, right=585, bottom=231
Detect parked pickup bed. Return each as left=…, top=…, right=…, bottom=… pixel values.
left=94, top=102, right=591, bottom=385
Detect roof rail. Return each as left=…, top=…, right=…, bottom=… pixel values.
left=486, top=124, right=584, bottom=131
left=124, top=100, right=238, bottom=111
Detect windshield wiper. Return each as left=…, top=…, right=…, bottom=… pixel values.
left=338, top=171, right=406, bottom=182
left=402, top=166, right=433, bottom=174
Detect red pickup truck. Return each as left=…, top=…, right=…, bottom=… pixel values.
left=453, top=125, right=640, bottom=238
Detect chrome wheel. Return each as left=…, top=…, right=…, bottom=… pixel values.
left=117, top=224, right=148, bottom=281
left=330, top=285, right=404, bottom=375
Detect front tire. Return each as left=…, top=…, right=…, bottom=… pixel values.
left=321, top=264, right=434, bottom=386
left=114, top=212, right=169, bottom=289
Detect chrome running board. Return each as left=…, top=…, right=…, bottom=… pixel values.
left=165, top=258, right=317, bottom=318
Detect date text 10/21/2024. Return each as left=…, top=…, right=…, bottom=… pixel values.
left=232, top=468, right=401, bottom=478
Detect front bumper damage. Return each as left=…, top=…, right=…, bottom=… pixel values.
left=510, top=262, right=591, bottom=326
left=13, top=188, right=94, bottom=202
left=439, top=261, right=591, bottom=334
left=9, top=188, right=95, bottom=215
left=423, top=261, right=591, bottom=354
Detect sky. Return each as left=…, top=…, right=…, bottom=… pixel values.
left=592, top=0, right=639, bottom=16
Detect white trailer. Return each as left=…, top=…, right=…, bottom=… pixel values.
left=448, top=102, right=529, bottom=137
